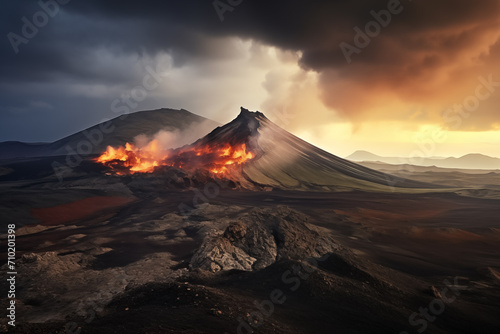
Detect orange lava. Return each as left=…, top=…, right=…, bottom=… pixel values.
left=96, top=141, right=255, bottom=176
left=96, top=140, right=165, bottom=174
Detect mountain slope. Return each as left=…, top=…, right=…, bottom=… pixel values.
left=190, top=108, right=440, bottom=191
left=0, top=108, right=219, bottom=160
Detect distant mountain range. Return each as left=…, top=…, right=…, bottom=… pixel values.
left=347, top=150, right=500, bottom=170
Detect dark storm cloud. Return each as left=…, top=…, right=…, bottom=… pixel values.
left=1, top=0, right=499, bottom=141
left=58, top=0, right=500, bottom=61
left=9, top=0, right=496, bottom=82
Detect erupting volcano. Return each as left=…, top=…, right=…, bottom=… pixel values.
left=95, top=107, right=437, bottom=191
left=96, top=108, right=261, bottom=177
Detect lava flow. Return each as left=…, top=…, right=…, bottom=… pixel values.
left=96, top=140, right=255, bottom=176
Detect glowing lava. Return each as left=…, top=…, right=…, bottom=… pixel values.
left=96, top=141, right=255, bottom=176
left=96, top=140, right=165, bottom=174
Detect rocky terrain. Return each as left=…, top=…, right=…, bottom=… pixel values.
left=1, top=189, right=500, bottom=333
left=1, top=108, right=499, bottom=333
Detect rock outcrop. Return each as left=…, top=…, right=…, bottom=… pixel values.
left=190, top=206, right=338, bottom=272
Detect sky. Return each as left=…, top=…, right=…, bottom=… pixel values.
left=1, top=0, right=500, bottom=158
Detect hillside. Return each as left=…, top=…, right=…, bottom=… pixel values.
left=0, top=108, right=219, bottom=160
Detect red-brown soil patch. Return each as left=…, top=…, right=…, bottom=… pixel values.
left=31, top=196, right=134, bottom=226
left=406, top=226, right=484, bottom=242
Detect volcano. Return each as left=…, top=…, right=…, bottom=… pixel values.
left=97, top=107, right=438, bottom=191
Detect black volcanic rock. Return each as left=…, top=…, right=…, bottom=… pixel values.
left=223, top=221, right=247, bottom=241
left=188, top=107, right=263, bottom=149
left=189, top=206, right=339, bottom=272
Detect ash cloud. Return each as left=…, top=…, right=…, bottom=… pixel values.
left=1, top=0, right=499, bottom=141
left=134, top=119, right=217, bottom=152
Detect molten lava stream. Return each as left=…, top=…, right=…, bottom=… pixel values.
left=189, top=143, right=254, bottom=175
left=96, top=140, right=168, bottom=174
left=96, top=141, right=255, bottom=175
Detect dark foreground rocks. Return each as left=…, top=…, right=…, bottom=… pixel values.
left=2, top=202, right=500, bottom=333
